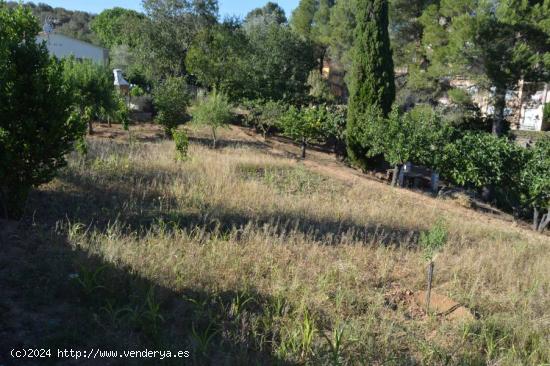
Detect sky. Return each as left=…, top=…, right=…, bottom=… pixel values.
left=25, top=0, right=299, bottom=19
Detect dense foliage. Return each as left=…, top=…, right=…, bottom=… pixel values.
left=243, top=21, right=316, bottom=102
left=0, top=4, right=85, bottom=219
left=366, top=105, right=453, bottom=184
left=90, top=7, right=145, bottom=48
left=153, top=76, right=190, bottom=137
left=61, top=58, right=118, bottom=134
left=521, top=138, right=550, bottom=231
left=187, top=21, right=249, bottom=100
left=440, top=133, right=527, bottom=193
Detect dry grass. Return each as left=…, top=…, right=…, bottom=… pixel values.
left=2, top=125, right=549, bottom=365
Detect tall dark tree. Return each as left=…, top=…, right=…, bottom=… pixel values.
left=346, top=0, right=395, bottom=168
left=419, top=0, right=550, bottom=135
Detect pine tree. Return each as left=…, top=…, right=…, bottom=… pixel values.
left=346, top=0, right=395, bottom=168
left=419, top=0, right=550, bottom=135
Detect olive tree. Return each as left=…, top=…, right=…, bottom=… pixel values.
left=192, top=91, right=233, bottom=149
left=0, top=4, right=85, bottom=219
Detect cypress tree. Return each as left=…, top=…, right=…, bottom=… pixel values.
left=346, top=0, right=395, bottom=168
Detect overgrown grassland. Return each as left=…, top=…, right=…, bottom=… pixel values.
left=2, top=131, right=549, bottom=365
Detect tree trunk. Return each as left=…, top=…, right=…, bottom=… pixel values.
left=533, top=206, right=540, bottom=231
left=0, top=188, right=8, bottom=220
left=88, top=120, right=94, bottom=135
left=492, top=86, right=506, bottom=136
left=426, top=261, right=435, bottom=313
left=391, top=165, right=400, bottom=187
left=301, top=139, right=307, bottom=159
left=212, top=127, right=217, bottom=149
left=538, top=213, right=550, bottom=233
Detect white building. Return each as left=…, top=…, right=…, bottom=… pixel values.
left=36, top=33, right=108, bottom=65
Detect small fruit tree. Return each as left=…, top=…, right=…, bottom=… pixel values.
left=172, top=129, right=190, bottom=161
left=192, top=91, right=233, bottom=149
left=153, top=76, right=189, bottom=138
left=280, top=105, right=325, bottom=159
left=61, top=58, right=116, bottom=135
left=0, top=4, right=85, bottom=219
left=419, top=219, right=447, bottom=313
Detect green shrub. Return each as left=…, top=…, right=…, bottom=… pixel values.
left=172, top=129, right=190, bottom=161
left=192, top=91, right=233, bottom=148
left=365, top=105, right=453, bottom=184
left=420, top=219, right=447, bottom=261
left=0, top=4, right=85, bottom=219
left=130, top=85, right=145, bottom=97
left=448, top=88, right=473, bottom=106
left=153, top=76, right=189, bottom=137
left=440, top=132, right=526, bottom=190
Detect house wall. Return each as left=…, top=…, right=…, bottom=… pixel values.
left=36, top=33, right=108, bottom=65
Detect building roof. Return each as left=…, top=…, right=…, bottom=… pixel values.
left=37, top=32, right=107, bottom=52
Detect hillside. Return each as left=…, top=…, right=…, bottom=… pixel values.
left=6, top=1, right=98, bottom=44
left=1, top=124, right=548, bottom=365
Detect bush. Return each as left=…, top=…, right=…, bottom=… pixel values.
left=172, top=129, right=190, bottom=161
left=130, top=85, right=145, bottom=97
left=440, top=132, right=526, bottom=195
left=0, top=5, right=85, bottom=219
left=192, top=91, right=233, bottom=148
left=113, top=93, right=130, bottom=130
left=153, top=76, right=189, bottom=137
left=366, top=105, right=454, bottom=184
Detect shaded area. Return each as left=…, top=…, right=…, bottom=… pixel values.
left=0, top=220, right=298, bottom=366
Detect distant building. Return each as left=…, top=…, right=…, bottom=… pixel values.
left=36, top=32, right=108, bottom=65
left=322, top=60, right=549, bottom=132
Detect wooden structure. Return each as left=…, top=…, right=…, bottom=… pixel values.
left=398, top=162, right=440, bottom=194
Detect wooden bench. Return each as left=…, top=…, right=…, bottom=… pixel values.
left=398, top=162, right=440, bottom=194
